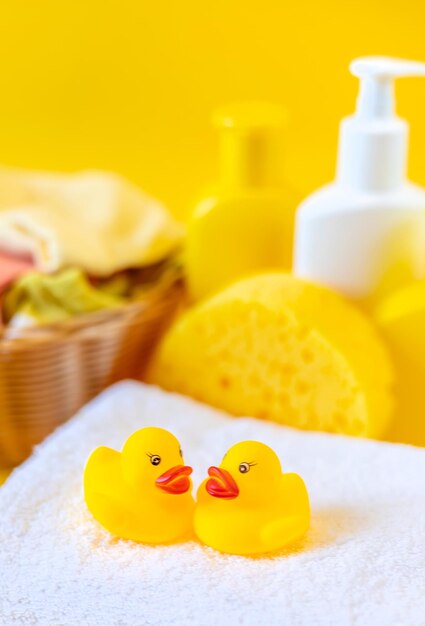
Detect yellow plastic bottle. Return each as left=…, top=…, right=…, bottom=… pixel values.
left=186, top=102, right=300, bottom=301
left=374, top=281, right=425, bottom=446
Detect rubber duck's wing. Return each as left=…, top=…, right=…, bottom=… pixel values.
left=86, top=491, right=143, bottom=538
left=279, top=473, right=310, bottom=517
left=260, top=515, right=309, bottom=552
left=84, top=446, right=121, bottom=497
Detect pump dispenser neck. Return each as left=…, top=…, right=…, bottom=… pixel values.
left=356, top=77, right=395, bottom=119
left=214, top=102, right=285, bottom=189
left=337, top=115, right=408, bottom=192
left=336, top=56, right=425, bottom=192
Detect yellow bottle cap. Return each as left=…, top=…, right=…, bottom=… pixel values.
left=213, top=101, right=286, bottom=131
left=213, top=101, right=286, bottom=188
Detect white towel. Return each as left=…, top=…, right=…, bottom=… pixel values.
left=1, top=381, right=424, bottom=626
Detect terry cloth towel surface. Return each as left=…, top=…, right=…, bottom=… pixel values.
left=1, top=381, right=424, bottom=626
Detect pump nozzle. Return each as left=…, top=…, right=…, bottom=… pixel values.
left=337, top=56, right=425, bottom=191
left=350, top=56, right=425, bottom=119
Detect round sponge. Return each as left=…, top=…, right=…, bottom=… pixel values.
left=147, top=273, right=394, bottom=437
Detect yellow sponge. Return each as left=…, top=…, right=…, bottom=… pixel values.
left=147, top=273, right=394, bottom=437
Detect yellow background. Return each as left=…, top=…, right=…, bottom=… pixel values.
left=0, top=1, right=424, bottom=481
left=0, top=0, right=424, bottom=219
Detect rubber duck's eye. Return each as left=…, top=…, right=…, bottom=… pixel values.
left=179, top=448, right=183, bottom=458
left=239, top=462, right=250, bottom=474
left=150, top=455, right=161, bottom=466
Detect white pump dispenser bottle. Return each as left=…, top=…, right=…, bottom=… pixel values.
left=294, top=56, right=425, bottom=304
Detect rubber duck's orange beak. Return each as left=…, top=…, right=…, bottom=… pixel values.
left=156, top=465, right=193, bottom=494
left=206, top=466, right=239, bottom=499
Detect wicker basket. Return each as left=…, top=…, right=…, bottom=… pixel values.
left=0, top=269, right=183, bottom=467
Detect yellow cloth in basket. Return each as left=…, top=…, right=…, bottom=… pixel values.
left=3, top=268, right=124, bottom=328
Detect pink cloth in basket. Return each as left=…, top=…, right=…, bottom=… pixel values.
left=0, top=252, right=33, bottom=291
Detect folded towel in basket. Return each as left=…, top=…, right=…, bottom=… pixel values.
left=0, top=168, right=183, bottom=275
left=0, top=381, right=424, bottom=626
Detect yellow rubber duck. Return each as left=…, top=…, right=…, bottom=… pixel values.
left=194, top=441, right=310, bottom=555
left=84, top=427, right=195, bottom=544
